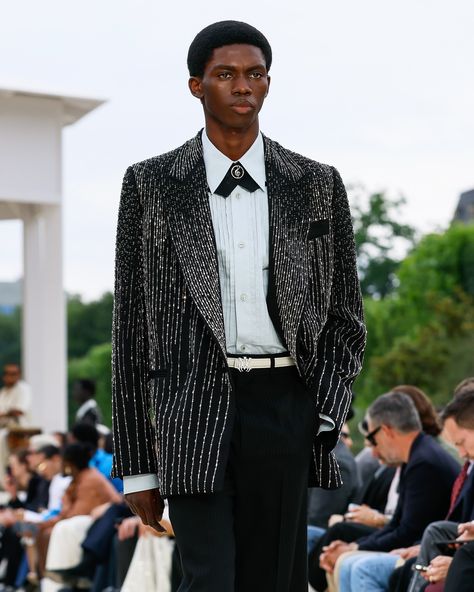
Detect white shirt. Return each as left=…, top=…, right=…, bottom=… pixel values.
left=0, top=380, right=32, bottom=426
left=205, top=131, right=286, bottom=354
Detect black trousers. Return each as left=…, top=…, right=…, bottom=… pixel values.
left=168, top=365, right=316, bottom=592
left=445, top=541, right=474, bottom=592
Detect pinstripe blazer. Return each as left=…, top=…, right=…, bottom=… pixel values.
left=111, top=131, right=366, bottom=496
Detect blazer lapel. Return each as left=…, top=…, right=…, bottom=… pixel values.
left=163, top=133, right=227, bottom=357
left=264, top=136, right=311, bottom=358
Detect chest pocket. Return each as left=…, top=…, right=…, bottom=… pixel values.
left=307, top=218, right=330, bottom=240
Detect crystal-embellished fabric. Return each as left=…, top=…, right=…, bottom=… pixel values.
left=111, top=131, right=366, bottom=496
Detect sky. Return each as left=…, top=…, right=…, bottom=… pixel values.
left=0, top=0, right=473, bottom=300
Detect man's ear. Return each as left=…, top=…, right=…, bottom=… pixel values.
left=188, top=77, right=203, bottom=99
left=265, top=75, right=271, bottom=98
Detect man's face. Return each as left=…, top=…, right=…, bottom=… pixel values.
left=366, top=419, right=404, bottom=465
left=443, top=417, right=474, bottom=461
left=26, top=448, right=42, bottom=471
left=3, top=365, right=20, bottom=388
left=189, top=43, right=270, bottom=132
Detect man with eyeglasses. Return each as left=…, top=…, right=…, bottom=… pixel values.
left=310, top=391, right=459, bottom=591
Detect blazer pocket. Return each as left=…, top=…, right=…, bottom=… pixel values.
left=148, top=369, right=169, bottom=380
left=307, top=219, right=330, bottom=240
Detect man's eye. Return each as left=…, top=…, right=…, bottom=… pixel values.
left=217, top=72, right=232, bottom=79
left=250, top=72, right=263, bottom=79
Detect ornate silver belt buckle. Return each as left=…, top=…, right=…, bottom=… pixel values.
left=236, top=356, right=252, bottom=372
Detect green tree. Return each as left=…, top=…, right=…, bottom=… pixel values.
left=0, top=307, right=21, bottom=372
left=67, top=292, right=113, bottom=359
left=351, top=190, right=417, bottom=298
left=355, top=223, right=474, bottom=407
left=68, top=342, right=112, bottom=427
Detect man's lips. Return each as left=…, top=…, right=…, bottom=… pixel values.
left=231, top=101, right=255, bottom=113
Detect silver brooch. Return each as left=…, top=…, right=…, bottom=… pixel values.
left=231, top=164, right=244, bottom=180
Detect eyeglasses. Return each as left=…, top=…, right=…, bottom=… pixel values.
left=366, top=425, right=382, bottom=446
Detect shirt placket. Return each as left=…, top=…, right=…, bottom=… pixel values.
left=231, top=188, right=255, bottom=354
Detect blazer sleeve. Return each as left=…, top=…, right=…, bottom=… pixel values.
left=312, top=167, right=366, bottom=450
left=357, top=459, right=451, bottom=552
left=111, top=166, right=158, bottom=479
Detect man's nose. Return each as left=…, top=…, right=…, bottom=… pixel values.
left=232, top=75, right=251, bottom=94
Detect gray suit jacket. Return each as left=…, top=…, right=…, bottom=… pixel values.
left=111, top=132, right=366, bottom=496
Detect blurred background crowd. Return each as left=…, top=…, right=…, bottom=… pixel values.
left=1, top=366, right=474, bottom=592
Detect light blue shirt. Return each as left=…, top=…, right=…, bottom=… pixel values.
left=204, top=131, right=286, bottom=355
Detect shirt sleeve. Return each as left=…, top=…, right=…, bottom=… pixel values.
left=123, top=473, right=160, bottom=494
left=317, top=413, right=335, bottom=435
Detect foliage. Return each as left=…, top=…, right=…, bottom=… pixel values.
left=355, top=224, right=474, bottom=408
left=68, top=342, right=112, bottom=428
left=369, top=292, right=474, bottom=405
left=0, top=307, right=21, bottom=371
left=67, top=292, right=113, bottom=359
left=351, top=190, right=417, bottom=298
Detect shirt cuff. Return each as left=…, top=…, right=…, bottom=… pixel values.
left=123, top=473, right=160, bottom=495
left=317, top=413, right=335, bottom=435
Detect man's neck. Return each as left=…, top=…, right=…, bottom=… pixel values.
left=399, top=431, right=421, bottom=463
left=205, top=120, right=260, bottom=161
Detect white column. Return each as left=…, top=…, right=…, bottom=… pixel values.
left=22, top=204, right=67, bottom=432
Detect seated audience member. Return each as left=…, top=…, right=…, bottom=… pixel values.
left=36, top=442, right=122, bottom=580
left=12, top=445, right=72, bottom=587
left=388, top=380, right=474, bottom=592
left=309, top=383, right=444, bottom=581
left=321, top=389, right=470, bottom=592
left=0, top=364, right=31, bottom=428
left=25, top=433, right=63, bottom=474
left=2, top=449, right=49, bottom=513
left=118, top=504, right=175, bottom=591
left=0, top=450, right=48, bottom=587
left=307, top=423, right=360, bottom=550
left=73, top=379, right=103, bottom=426
left=0, top=364, right=32, bottom=477
left=309, top=391, right=459, bottom=592
left=45, top=502, right=133, bottom=589
left=405, top=389, right=474, bottom=591
left=444, top=522, right=474, bottom=591
left=71, top=422, right=123, bottom=492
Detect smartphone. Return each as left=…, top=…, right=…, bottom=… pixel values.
left=435, top=539, right=468, bottom=555
left=413, top=564, right=429, bottom=572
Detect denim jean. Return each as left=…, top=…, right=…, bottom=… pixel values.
left=307, top=525, right=326, bottom=555
left=338, top=551, right=399, bottom=592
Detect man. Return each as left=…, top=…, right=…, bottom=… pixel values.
left=112, top=20, right=366, bottom=591
left=73, top=379, right=103, bottom=426
left=0, top=363, right=32, bottom=475
left=0, top=364, right=31, bottom=428
left=311, top=391, right=458, bottom=591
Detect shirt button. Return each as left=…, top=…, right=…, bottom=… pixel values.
left=240, top=293, right=248, bottom=302
left=236, top=193, right=241, bottom=199
left=241, top=345, right=247, bottom=351
left=238, top=242, right=245, bottom=249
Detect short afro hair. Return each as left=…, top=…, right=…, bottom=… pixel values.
left=187, top=21, right=272, bottom=78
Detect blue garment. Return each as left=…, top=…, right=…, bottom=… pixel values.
left=338, top=552, right=398, bottom=592
left=307, top=525, right=326, bottom=554
left=90, top=449, right=123, bottom=493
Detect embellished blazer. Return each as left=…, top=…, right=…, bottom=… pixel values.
left=111, top=132, right=366, bottom=496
